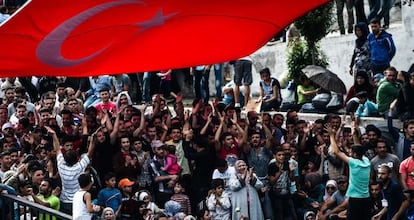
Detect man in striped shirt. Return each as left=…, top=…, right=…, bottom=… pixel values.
left=46, top=125, right=97, bottom=215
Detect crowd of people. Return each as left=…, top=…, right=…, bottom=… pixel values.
left=0, top=59, right=413, bottom=220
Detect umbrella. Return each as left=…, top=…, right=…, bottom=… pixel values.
left=302, top=65, right=347, bottom=94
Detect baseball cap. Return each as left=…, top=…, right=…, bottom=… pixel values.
left=151, top=140, right=165, bottom=149
left=2, top=122, right=14, bottom=130
left=118, top=178, right=134, bottom=188
left=373, top=73, right=384, bottom=81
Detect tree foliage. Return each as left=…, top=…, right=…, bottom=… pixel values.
left=287, top=2, right=333, bottom=82
left=287, top=40, right=328, bottom=83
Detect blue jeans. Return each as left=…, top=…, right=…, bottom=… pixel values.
left=214, top=64, right=223, bottom=99
left=201, top=70, right=210, bottom=103
left=141, top=72, right=151, bottom=102
left=84, top=94, right=100, bottom=109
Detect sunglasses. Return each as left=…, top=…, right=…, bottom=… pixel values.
left=327, top=186, right=336, bottom=190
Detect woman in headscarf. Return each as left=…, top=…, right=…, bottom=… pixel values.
left=349, top=22, right=371, bottom=77
left=323, top=180, right=338, bottom=202
left=228, top=160, right=264, bottom=220
left=345, top=70, right=375, bottom=105
left=101, top=207, right=116, bottom=220
left=116, top=91, right=133, bottom=110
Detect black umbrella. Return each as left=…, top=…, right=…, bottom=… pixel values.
left=302, top=65, right=347, bottom=94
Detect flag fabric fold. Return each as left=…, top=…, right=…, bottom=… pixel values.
left=0, top=0, right=329, bottom=77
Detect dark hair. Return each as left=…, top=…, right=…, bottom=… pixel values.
left=60, top=109, right=73, bottom=116
left=41, top=178, right=53, bottom=189
left=376, top=138, right=388, bottom=148
left=193, top=135, right=209, bottom=149
left=63, top=149, right=78, bottom=166
left=78, top=173, right=93, bottom=188
left=0, top=150, right=11, bottom=158
left=259, top=67, right=271, bottom=75
left=211, top=179, right=224, bottom=189
left=365, top=124, right=382, bottom=137
left=28, top=165, right=44, bottom=174
left=104, top=172, right=116, bottom=182
left=219, top=132, right=233, bottom=143
left=378, top=164, right=392, bottom=174
left=56, top=82, right=67, bottom=89
left=351, top=144, right=366, bottom=157
left=215, top=159, right=227, bottom=168
left=299, top=74, right=309, bottom=83
left=166, top=145, right=176, bottom=154
left=370, top=180, right=383, bottom=188
left=14, top=87, right=26, bottom=96
left=369, top=18, right=380, bottom=25
left=272, top=146, right=284, bottom=155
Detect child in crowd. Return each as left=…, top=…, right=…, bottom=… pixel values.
left=161, top=145, right=181, bottom=175
left=97, top=172, right=122, bottom=218
left=101, top=207, right=116, bottom=220
left=211, top=159, right=236, bottom=196
left=170, top=181, right=192, bottom=215
left=73, top=173, right=101, bottom=220
left=136, top=190, right=163, bottom=215
left=206, top=179, right=231, bottom=220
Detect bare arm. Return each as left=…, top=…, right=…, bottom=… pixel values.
left=214, top=117, right=224, bottom=152
left=133, top=106, right=147, bottom=137
left=110, top=107, right=123, bottom=145
left=264, top=85, right=279, bottom=103
left=262, top=121, right=273, bottom=149
left=327, top=124, right=350, bottom=164
left=86, top=128, right=100, bottom=158
left=200, top=115, right=212, bottom=135
left=45, top=126, right=61, bottom=154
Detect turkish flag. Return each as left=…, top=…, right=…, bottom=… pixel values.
left=0, top=0, right=329, bottom=77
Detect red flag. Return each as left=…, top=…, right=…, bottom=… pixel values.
left=0, top=0, right=329, bottom=77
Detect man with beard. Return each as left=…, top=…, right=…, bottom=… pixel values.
left=31, top=178, right=60, bottom=220
left=0, top=151, right=12, bottom=180
left=165, top=125, right=191, bottom=178
left=370, top=139, right=400, bottom=183
left=148, top=140, right=179, bottom=207
left=377, top=67, right=401, bottom=117
left=372, top=165, right=404, bottom=220
left=365, top=124, right=382, bottom=160
left=368, top=18, right=396, bottom=75
left=242, top=123, right=273, bottom=219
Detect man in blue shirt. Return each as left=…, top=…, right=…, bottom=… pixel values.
left=368, top=18, right=396, bottom=75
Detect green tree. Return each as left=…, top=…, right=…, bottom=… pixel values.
left=287, top=2, right=334, bottom=82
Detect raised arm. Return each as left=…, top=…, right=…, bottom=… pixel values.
left=86, top=128, right=99, bottom=158
left=110, top=107, right=123, bottom=145
left=262, top=120, right=273, bottom=149
left=214, top=116, right=225, bottom=152
left=133, top=106, right=147, bottom=137
left=327, top=123, right=349, bottom=164
left=45, top=126, right=61, bottom=155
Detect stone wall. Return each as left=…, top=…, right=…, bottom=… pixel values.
left=207, top=4, right=414, bottom=97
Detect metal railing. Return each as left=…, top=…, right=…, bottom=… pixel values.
left=0, top=193, right=72, bottom=220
